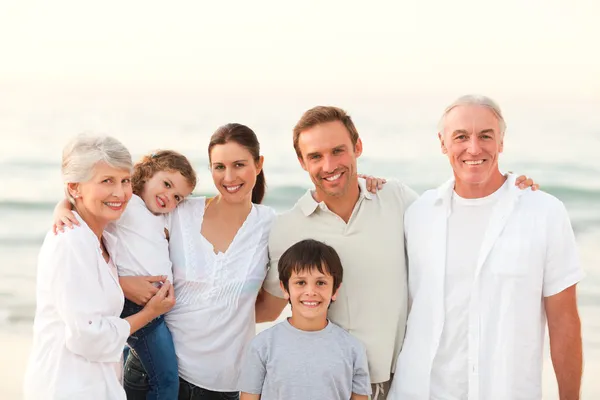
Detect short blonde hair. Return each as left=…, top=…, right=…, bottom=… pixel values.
left=62, top=134, right=133, bottom=204
left=438, top=94, right=506, bottom=136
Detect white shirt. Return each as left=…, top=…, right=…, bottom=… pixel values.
left=430, top=185, right=503, bottom=400
left=165, top=197, right=276, bottom=391
left=106, top=194, right=173, bottom=282
left=264, top=178, right=418, bottom=384
left=389, top=174, right=584, bottom=400
left=24, top=213, right=131, bottom=400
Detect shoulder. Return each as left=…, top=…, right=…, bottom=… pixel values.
left=404, top=188, right=438, bottom=220
left=41, top=216, right=97, bottom=260
left=251, top=322, right=286, bottom=348
left=366, top=178, right=419, bottom=208
left=518, top=188, right=564, bottom=211
left=329, top=323, right=365, bottom=350
left=253, top=203, right=277, bottom=224
left=174, top=196, right=206, bottom=216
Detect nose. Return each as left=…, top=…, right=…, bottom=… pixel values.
left=225, top=167, right=236, bottom=182
left=466, top=135, right=482, bottom=155
left=322, top=154, right=336, bottom=173
left=113, top=183, right=126, bottom=199
left=304, top=282, right=318, bottom=296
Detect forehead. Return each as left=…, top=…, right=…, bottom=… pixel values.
left=154, top=170, right=194, bottom=191
left=92, top=161, right=131, bottom=178
left=290, top=266, right=332, bottom=279
left=444, top=105, right=501, bottom=132
left=210, top=141, right=252, bottom=162
left=297, top=121, right=353, bottom=154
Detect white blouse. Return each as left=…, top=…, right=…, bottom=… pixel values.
left=24, top=213, right=130, bottom=400
left=165, top=197, right=276, bottom=392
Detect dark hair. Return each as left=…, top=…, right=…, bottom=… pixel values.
left=293, top=106, right=360, bottom=159
left=132, top=150, right=197, bottom=196
left=208, top=123, right=266, bottom=204
left=278, top=239, right=344, bottom=295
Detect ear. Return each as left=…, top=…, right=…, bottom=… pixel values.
left=67, top=182, right=80, bottom=199
left=331, top=282, right=342, bottom=302
left=297, top=155, right=308, bottom=172
left=256, top=155, right=264, bottom=175
left=279, top=281, right=290, bottom=300
left=498, top=133, right=504, bottom=153
left=438, top=132, right=447, bottom=154
left=354, top=138, right=363, bottom=158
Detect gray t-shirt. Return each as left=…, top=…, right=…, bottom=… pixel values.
left=239, top=319, right=371, bottom=399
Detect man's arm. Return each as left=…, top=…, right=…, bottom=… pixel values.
left=350, top=394, right=368, bottom=400
left=255, top=289, right=287, bottom=323
left=545, top=284, right=582, bottom=400
left=240, top=393, right=261, bottom=400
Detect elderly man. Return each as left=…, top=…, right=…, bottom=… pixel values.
left=256, top=105, right=538, bottom=399
left=389, top=95, right=583, bottom=400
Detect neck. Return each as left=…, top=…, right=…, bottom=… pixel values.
left=313, top=179, right=360, bottom=223
left=454, top=170, right=506, bottom=199
left=288, top=315, right=328, bottom=332
left=73, top=205, right=106, bottom=242
left=211, top=195, right=252, bottom=220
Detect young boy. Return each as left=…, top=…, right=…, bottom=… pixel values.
left=239, top=239, right=371, bottom=400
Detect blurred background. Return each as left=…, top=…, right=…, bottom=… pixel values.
left=1, top=1, right=598, bottom=398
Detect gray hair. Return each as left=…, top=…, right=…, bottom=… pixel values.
left=62, top=134, right=133, bottom=204
left=438, top=94, right=506, bottom=136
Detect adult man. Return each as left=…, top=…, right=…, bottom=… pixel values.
left=255, top=105, right=537, bottom=399
left=257, top=106, right=417, bottom=398
left=388, top=95, right=583, bottom=400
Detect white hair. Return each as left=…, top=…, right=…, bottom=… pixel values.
left=438, top=94, right=506, bottom=136
left=62, top=134, right=133, bottom=204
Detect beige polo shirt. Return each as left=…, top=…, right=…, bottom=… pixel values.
left=263, top=178, right=418, bottom=384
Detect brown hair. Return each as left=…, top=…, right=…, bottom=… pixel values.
left=208, top=123, right=266, bottom=204
left=132, top=150, right=197, bottom=196
left=292, top=106, right=360, bottom=158
left=278, top=239, right=344, bottom=296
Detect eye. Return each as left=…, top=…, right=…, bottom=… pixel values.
left=480, top=134, right=492, bottom=140
left=174, top=195, right=181, bottom=202
left=102, top=178, right=113, bottom=184
left=235, top=162, right=245, bottom=168
left=295, top=280, right=305, bottom=286
left=214, top=165, right=225, bottom=170
left=309, top=154, right=321, bottom=161
left=456, top=135, right=467, bottom=140
left=164, top=181, right=171, bottom=188
left=122, top=178, right=131, bottom=184
left=317, top=280, right=327, bottom=286
left=333, top=148, right=343, bottom=155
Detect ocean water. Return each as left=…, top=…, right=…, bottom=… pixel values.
left=1, top=96, right=599, bottom=396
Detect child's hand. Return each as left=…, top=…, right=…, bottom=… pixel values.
left=53, top=199, right=79, bottom=234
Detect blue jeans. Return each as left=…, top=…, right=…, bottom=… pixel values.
left=121, top=299, right=179, bottom=399
left=125, top=351, right=239, bottom=400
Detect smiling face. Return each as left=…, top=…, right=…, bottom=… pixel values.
left=439, top=104, right=506, bottom=197
left=280, top=266, right=339, bottom=327
left=139, top=170, right=194, bottom=214
left=296, top=120, right=362, bottom=201
left=210, top=141, right=263, bottom=204
left=68, top=161, right=133, bottom=230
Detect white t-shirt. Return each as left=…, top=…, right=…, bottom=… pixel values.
left=430, top=185, right=503, bottom=400
left=105, top=194, right=173, bottom=282
left=165, top=197, right=276, bottom=391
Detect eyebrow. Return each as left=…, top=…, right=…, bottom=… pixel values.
left=452, top=129, right=496, bottom=136
left=212, top=159, right=249, bottom=164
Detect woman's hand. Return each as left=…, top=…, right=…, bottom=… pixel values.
left=119, top=275, right=166, bottom=306
left=53, top=199, right=79, bottom=234
left=357, top=174, right=387, bottom=194
left=143, top=280, right=176, bottom=317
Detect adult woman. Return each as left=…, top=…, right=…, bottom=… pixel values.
left=24, top=134, right=175, bottom=399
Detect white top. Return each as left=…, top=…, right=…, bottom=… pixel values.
left=389, top=174, right=584, bottom=400
left=105, top=194, right=173, bottom=282
left=264, top=178, right=418, bottom=384
left=24, top=213, right=131, bottom=400
left=165, top=197, right=276, bottom=391
left=430, top=185, right=503, bottom=399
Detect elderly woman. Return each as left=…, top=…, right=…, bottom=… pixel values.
left=23, top=134, right=175, bottom=399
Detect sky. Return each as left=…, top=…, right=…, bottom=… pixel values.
left=1, top=0, right=598, bottom=102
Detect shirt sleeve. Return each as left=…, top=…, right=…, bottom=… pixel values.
left=51, top=233, right=130, bottom=362
left=262, top=218, right=286, bottom=298
left=352, top=341, right=372, bottom=396
left=542, top=200, right=584, bottom=297
left=238, top=338, right=267, bottom=394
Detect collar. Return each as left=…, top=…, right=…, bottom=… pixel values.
left=299, top=178, right=373, bottom=217
left=434, top=172, right=522, bottom=213
left=73, top=211, right=119, bottom=256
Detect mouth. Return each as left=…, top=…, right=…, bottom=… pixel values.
left=156, top=195, right=167, bottom=208
left=321, top=171, right=344, bottom=183
left=104, top=201, right=124, bottom=211
left=300, top=300, right=321, bottom=308
left=223, top=184, right=243, bottom=194
left=463, top=159, right=486, bottom=166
